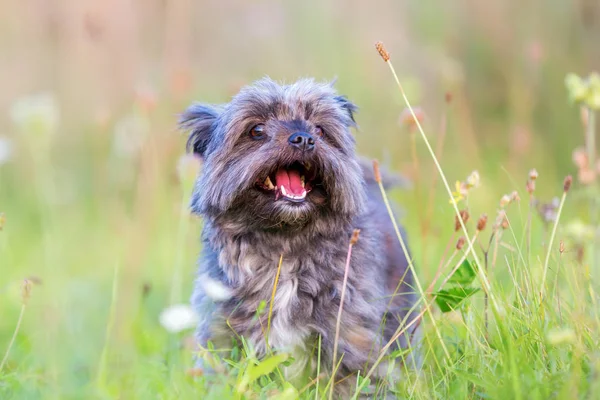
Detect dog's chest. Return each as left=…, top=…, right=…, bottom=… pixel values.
left=227, top=249, right=342, bottom=351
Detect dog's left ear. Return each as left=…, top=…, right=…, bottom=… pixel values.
left=334, top=95, right=358, bottom=125
left=180, top=103, right=221, bottom=158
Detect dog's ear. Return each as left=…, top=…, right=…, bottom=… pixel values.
left=180, top=103, right=220, bottom=157
left=334, top=95, right=358, bottom=125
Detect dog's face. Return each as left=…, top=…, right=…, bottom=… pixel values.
left=181, top=78, right=366, bottom=231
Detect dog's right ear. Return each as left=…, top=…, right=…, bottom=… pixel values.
left=180, top=103, right=220, bottom=158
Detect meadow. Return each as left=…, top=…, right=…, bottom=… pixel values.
left=1, top=1, right=600, bottom=399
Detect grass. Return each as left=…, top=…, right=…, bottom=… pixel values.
left=2, top=17, right=600, bottom=400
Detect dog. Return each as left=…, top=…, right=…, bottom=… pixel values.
left=181, top=78, right=418, bottom=396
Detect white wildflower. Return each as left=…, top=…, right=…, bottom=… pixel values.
left=112, top=113, right=150, bottom=157
left=0, top=136, right=13, bottom=165
left=159, top=304, right=199, bottom=333
left=10, top=92, right=60, bottom=137
left=466, top=170, right=480, bottom=188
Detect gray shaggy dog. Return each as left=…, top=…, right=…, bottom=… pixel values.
left=181, top=78, right=418, bottom=396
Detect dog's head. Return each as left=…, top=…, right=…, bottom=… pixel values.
left=180, top=78, right=366, bottom=231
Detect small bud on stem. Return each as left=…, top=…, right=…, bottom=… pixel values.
left=529, top=169, right=539, bottom=181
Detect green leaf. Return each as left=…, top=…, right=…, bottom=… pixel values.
left=237, top=353, right=290, bottom=393
left=447, top=259, right=477, bottom=286
left=356, top=374, right=372, bottom=394
left=248, top=353, right=289, bottom=381
left=434, top=287, right=480, bottom=313
left=281, top=355, right=296, bottom=367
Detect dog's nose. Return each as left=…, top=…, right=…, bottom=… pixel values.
left=288, top=132, right=315, bottom=151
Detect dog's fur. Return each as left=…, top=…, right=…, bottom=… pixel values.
left=181, top=78, right=417, bottom=394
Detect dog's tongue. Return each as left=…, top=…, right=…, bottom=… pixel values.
left=275, top=168, right=304, bottom=196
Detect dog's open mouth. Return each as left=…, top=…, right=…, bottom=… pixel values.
left=255, top=161, right=318, bottom=203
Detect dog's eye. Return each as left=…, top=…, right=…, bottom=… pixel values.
left=315, top=126, right=324, bottom=137
left=249, top=124, right=266, bottom=139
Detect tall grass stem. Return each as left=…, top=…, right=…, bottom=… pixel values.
left=96, top=263, right=120, bottom=388
left=378, top=50, right=499, bottom=312
left=266, top=254, right=284, bottom=347
left=0, top=304, right=26, bottom=373
left=329, top=230, right=359, bottom=400
left=540, top=190, right=568, bottom=303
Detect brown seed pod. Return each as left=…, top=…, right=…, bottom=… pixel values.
left=476, top=214, right=488, bottom=231
left=455, top=209, right=470, bottom=232
left=375, top=41, right=390, bottom=62
left=350, top=229, right=361, bottom=245
left=563, top=175, right=573, bottom=193
left=526, top=180, right=536, bottom=195
left=372, top=159, right=382, bottom=184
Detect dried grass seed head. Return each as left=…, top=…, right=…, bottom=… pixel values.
left=526, top=179, right=536, bottom=195
left=372, top=159, right=382, bottom=183
left=455, top=209, right=470, bottom=232
left=456, top=236, right=466, bottom=250
left=375, top=41, right=390, bottom=62
left=350, top=229, right=361, bottom=245
left=563, top=175, right=573, bottom=192
left=477, top=214, right=488, bottom=231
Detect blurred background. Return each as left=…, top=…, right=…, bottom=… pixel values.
left=1, top=0, right=599, bottom=397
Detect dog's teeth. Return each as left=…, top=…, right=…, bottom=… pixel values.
left=284, top=190, right=307, bottom=200
left=305, top=162, right=311, bottom=171
left=264, top=176, right=275, bottom=190
left=300, top=175, right=305, bottom=188
left=278, top=185, right=308, bottom=200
